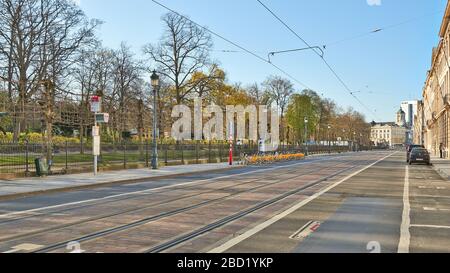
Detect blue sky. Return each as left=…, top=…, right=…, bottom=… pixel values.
left=78, top=0, right=446, bottom=122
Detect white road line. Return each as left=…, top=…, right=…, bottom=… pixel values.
left=423, top=207, right=450, bottom=212
left=208, top=152, right=397, bottom=253
left=2, top=249, right=20, bottom=254
left=415, top=195, right=450, bottom=199
left=2, top=243, right=43, bottom=253
left=0, top=156, right=347, bottom=219
left=411, top=224, right=450, bottom=229
left=398, top=165, right=411, bottom=254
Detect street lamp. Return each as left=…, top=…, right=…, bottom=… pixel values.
left=151, top=70, right=160, bottom=170
left=327, top=125, right=332, bottom=154
left=342, top=129, right=348, bottom=151
left=360, top=133, right=363, bottom=152
left=304, top=117, right=309, bottom=156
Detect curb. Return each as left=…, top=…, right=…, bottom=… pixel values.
left=0, top=165, right=245, bottom=202
left=433, top=165, right=450, bottom=181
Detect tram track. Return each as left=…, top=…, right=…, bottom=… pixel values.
left=0, top=159, right=340, bottom=244
left=30, top=158, right=372, bottom=253
left=0, top=156, right=345, bottom=225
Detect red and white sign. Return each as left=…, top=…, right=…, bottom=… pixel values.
left=90, top=96, right=101, bottom=113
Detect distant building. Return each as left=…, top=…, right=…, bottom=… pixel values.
left=371, top=121, right=407, bottom=147
left=396, top=108, right=407, bottom=127
left=401, top=101, right=419, bottom=128
left=400, top=101, right=419, bottom=144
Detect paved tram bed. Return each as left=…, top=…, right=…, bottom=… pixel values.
left=0, top=152, right=448, bottom=253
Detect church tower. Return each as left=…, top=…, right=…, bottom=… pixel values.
left=396, top=108, right=406, bottom=127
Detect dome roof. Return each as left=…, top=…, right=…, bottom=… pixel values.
left=397, top=108, right=405, bottom=114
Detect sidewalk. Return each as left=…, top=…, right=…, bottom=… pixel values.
left=432, top=156, right=450, bottom=181
left=0, top=163, right=240, bottom=201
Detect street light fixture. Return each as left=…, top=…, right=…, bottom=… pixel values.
left=151, top=70, right=160, bottom=170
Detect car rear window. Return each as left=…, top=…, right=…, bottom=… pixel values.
left=412, top=149, right=428, bottom=153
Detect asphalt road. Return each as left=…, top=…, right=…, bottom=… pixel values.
left=0, top=151, right=448, bottom=253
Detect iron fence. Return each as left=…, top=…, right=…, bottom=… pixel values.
left=0, top=141, right=359, bottom=177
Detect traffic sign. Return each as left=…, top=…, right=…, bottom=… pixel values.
left=90, top=96, right=101, bottom=112
left=95, top=113, right=110, bottom=123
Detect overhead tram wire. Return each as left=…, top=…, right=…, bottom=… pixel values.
left=150, top=0, right=310, bottom=90
left=323, top=9, right=444, bottom=48
left=255, top=0, right=380, bottom=121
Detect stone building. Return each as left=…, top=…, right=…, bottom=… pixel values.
left=415, top=1, right=450, bottom=158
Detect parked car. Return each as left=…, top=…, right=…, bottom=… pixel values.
left=409, top=148, right=431, bottom=165
left=406, top=144, right=425, bottom=163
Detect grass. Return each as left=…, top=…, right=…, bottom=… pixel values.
left=0, top=149, right=229, bottom=167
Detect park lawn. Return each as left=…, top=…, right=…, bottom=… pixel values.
left=0, top=149, right=222, bottom=166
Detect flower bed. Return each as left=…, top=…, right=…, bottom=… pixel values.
left=246, top=153, right=305, bottom=165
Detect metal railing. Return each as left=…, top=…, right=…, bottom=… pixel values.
left=0, top=141, right=359, bottom=177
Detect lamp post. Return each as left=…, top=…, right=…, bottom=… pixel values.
left=327, top=124, right=331, bottom=154
left=151, top=70, right=160, bottom=170
left=360, top=133, right=363, bottom=152
left=304, top=117, right=309, bottom=156
left=342, top=129, right=347, bottom=151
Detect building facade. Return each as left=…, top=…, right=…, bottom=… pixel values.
left=415, top=1, right=450, bottom=158
left=371, top=122, right=407, bottom=147
left=413, top=101, right=425, bottom=145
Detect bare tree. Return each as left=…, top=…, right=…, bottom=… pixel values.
left=263, top=76, right=294, bottom=142
left=247, top=82, right=270, bottom=105
left=108, top=43, right=143, bottom=142
left=143, top=12, right=212, bottom=104
left=0, top=0, right=99, bottom=144
left=72, top=46, right=113, bottom=151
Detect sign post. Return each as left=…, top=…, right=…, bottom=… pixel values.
left=229, top=122, right=234, bottom=166
left=91, top=96, right=101, bottom=176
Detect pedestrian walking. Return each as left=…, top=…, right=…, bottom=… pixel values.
left=439, top=143, right=444, bottom=159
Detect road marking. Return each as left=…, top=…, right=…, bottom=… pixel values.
left=0, top=156, right=347, bottom=219
left=208, top=152, right=396, bottom=253
left=423, top=207, right=450, bottom=212
left=398, top=165, right=411, bottom=253
left=411, top=224, right=450, bottom=229
left=415, top=195, right=450, bottom=199
left=417, top=186, right=445, bottom=190
left=2, top=243, right=43, bottom=253
left=289, top=221, right=322, bottom=240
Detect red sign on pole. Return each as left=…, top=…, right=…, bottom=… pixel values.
left=90, top=96, right=101, bottom=112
